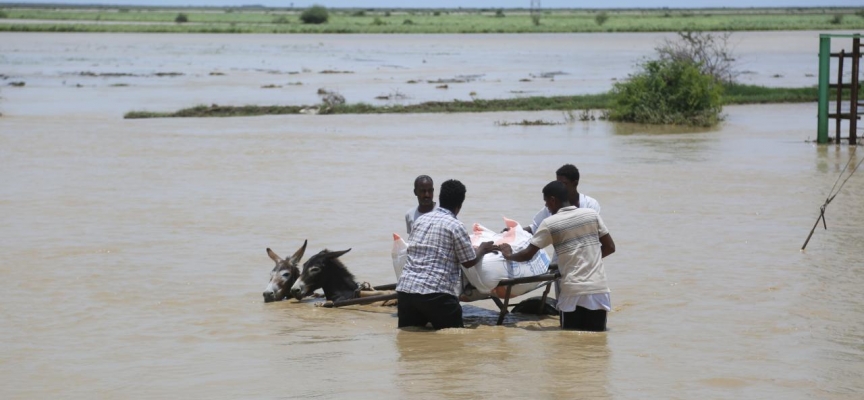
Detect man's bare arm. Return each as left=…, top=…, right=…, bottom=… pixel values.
left=600, top=233, right=615, bottom=258
left=499, top=243, right=541, bottom=263
left=462, top=241, right=494, bottom=268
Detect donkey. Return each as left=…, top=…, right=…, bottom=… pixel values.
left=289, top=248, right=360, bottom=302
left=262, top=240, right=307, bottom=303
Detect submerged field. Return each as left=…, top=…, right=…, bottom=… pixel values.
left=123, top=84, right=837, bottom=119
left=1, top=6, right=864, bottom=33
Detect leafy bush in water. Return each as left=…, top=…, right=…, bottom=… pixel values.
left=300, top=5, right=328, bottom=24
left=175, top=13, right=188, bottom=23
left=608, top=59, right=724, bottom=126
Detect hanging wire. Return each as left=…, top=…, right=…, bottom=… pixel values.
left=802, top=152, right=864, bottom=250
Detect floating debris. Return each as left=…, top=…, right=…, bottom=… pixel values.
left=319, top=70, right=355, bottom=74
left=209, top=72, right=226, bottom=76
left=9, top=81, right=25, bottom=87
left=435, top=84, right=449, bottom=89
left=428, top=78, right=465, bottom=84
left=495, top=119, right=563, bottom=126
left=79, top=71, right=138, bottom=77
left=261, top=84, right=282, bottom=88
left=531, top=71, right=569, bottom=78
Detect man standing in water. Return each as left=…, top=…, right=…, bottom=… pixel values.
left=526, top=164, right=601, bottom=234
left=405, top=175, right=437, bottom=235
left=396, top=179, right=494, bottom=330
left=499, top=181, right=615, bottom=331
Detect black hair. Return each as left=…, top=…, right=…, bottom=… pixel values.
left=414, top=175, right=433, bottom=188
left=542, top=181, right=568, bottom=203
left=439, top=179, right=466, bottom=212
left=555, top=164, right=580, bottom=183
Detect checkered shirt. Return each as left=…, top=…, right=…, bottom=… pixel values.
left=396, top=207, right=476, bottom=296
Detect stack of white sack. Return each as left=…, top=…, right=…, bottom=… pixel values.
left=463, top=217, right=550, bottom=299
left=390, top=217, right=550, bottom=300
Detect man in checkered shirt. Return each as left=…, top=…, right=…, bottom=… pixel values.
left=396, top=179, right=495, bottom=330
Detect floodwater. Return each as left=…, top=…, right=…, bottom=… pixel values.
left=1, top=32, right=863, bottom=399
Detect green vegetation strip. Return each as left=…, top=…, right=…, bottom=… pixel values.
left=123, top=85, right=834, bottom=119
left=2, top=7, right=864, bottom=33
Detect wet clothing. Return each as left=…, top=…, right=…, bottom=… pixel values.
left=397, top=292, right=463, bottom=329
left=561, top=306, right=607, bottom=332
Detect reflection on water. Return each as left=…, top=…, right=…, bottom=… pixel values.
left=1, top=33, right=864, bottom=400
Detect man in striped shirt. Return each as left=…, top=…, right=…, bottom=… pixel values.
left=396, top=179, right=495, bottom=330
left=499, top=181, right=616, bottom=331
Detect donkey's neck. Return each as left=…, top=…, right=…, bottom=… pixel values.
left=322, top=274, right=359, bottom=302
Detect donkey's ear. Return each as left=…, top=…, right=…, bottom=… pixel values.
left=325, top=248, right=351, bottom=259
left=288, top=240, right=308, bottom=264
left=266, top=248, right=281, bottom=263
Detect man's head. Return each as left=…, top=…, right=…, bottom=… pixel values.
left=555, top=164, right=580, bottom=191
left=542, top=181, right=570, bottom=215
left=413, top=175, right=434, bottom=209
left=439, top=179, right=466, bottom=215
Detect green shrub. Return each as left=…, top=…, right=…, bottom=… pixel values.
left=0, top=10, right=8, bottom=19
left=351, top=10, right=365, bottom=17
left=531, top=14, right=541, bottom=26
left=372, top=17, right=386, bottom=26
left=608, top=59, right=724, bottom=126
left=175, top=13, right=188, bottom=23
left=495, top=9, right=505, bottom=18
left=830, top=14, right=843, bottom=25
left=403, top=19, right=413, bottom=25
left=856, top=9, right=864, bottom=18
left=300, top=5, right=328, bottom=24
left=433, top=11, right=441, bottom=16
left=595, top=12, right=609, bottom=26
left=273, top=15, right=289, bottom=24
left=384, top=11, right=391, bottom=17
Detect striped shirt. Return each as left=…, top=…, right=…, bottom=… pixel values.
left=396, top=207, right=476, bottom=296
left=531, top=206, right=610, bottom=298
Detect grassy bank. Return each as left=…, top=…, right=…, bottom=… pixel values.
left=2, top=7, right=864, bottom=33
left=124, top=84, right=834, bottom=119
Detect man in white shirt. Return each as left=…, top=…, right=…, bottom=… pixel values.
left=526, top=164, right=601, bottom=234
left=498, top=181, right=616, bottom=331
left=405, top=175, right=437, bottom=235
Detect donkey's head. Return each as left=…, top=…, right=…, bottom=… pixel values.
left=290, top=248, right=355, bottom=301
left=262, top=240, right=307, bottom=303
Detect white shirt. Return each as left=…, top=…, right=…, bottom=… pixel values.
left=529, top=193, right=601, bottom=233
left=405, top=204, right=437, bottom=235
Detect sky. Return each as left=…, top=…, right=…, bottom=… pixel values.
left=4, top=0, right=862, bottom=9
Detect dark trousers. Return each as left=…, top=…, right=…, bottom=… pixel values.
left=560, top=306, right=607, bottom=332
left=397, top=292, right=463, bottom=330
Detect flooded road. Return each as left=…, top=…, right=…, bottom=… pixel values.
left=1, top=32, right=863, bottom=399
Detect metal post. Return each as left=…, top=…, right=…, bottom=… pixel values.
left=818, top=35, right=831, bottom=144
left=851, top=36, right=860, bottom=146
left=837, top=49, right=845, bottom=144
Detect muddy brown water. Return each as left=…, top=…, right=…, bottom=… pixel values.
left=1, top=32, right=863, bottom=399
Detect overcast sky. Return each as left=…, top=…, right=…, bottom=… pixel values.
left=5, top=0, right=862, bottom=8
